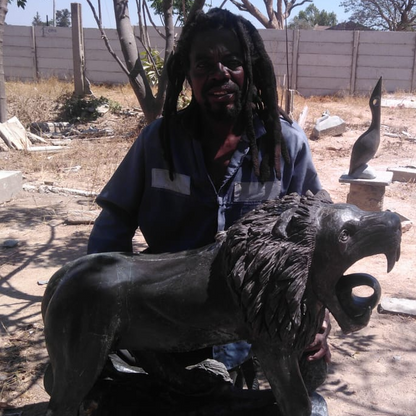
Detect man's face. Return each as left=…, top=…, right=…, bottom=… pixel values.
left=187, top=28, right=245, bottom=121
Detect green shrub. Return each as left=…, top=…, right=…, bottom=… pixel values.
left=57, top=94, right=121, bottom=123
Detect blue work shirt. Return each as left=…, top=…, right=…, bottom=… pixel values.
left=88, top=110, right=321, bottom=255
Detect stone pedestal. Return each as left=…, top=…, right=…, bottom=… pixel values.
left=339, top=171, right=393, bottom=211
left=0, top=170, right=22, bottom=203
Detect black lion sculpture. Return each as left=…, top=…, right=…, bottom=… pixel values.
left=41, top=190, right=401, bottom=416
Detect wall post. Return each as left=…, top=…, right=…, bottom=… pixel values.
left=411, top=33, right=416, bottom=92
left=350, top=30, right=360, bottom=95
left=71, top=3, right=86, bottom=96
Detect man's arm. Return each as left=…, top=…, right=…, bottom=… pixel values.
left=87, top=205, right=137, bottom=254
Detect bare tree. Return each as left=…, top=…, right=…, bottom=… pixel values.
left=86, top=0, right=205, bottom=122
left=340, top=0, right=416, bottom=31
left=225, top=0, right=312, bottom=29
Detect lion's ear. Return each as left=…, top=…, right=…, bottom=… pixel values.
left=271, top=208, right=298, bottom=239
left=313, top=189, right=333, bottom=203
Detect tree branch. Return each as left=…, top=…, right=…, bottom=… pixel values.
left=85, top=0, right=131, bottom=78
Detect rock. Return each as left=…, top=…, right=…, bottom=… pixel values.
left=2, top=239, right=19, bottom=248
left=311, top=111, right=346, bottom=139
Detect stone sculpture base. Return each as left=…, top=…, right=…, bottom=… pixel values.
left=80, top=376, right=328, bottom=416
left=78, top=356, right=329, bottom=416
left=80, top=375, right=277, bottom=416
left=339, top=171, right=393, bottom=211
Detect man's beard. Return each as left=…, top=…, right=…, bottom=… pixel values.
left=202, top=88, right=243, bottom=121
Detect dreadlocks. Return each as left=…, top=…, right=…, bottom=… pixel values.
left=160, top=8, right=289, bottom=182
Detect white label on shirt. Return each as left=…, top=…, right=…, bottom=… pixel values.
left=151, top=168, right=191, bottom=195
left=234, top=181, right=280, bottom=202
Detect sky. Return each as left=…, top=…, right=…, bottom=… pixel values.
left=6, top=0, right=350, bottom=28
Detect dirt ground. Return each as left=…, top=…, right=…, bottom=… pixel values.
left=1, top=90, right=416, bottom=416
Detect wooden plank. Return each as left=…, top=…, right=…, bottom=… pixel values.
left=36, top=39, right=73, bottom=49
left=38, top=69, right=74, bottom=79
left=3, top=35, right=33, bottom=47
left=266, top=51, right=289, bottom=61
left=259, top=30, right=288, bottom=42
left=356, top=67, right=412, bottom=79
left=5, top=68, right=34, bottom=80
left=299, top=87, right=348, bottom=97
left=355, top=78, right=410, bottom=93
left=379, top=297, right=416, bottom=316
left=84, top=51, right=122, bottom=64
left=299, top=29, right=353, bottom=43
left=298, top=66, right=350, bottom=79
left=360, top=31, right=416, bottom=45
left=263, top=41, right=291, bottom=54
left=35, top=48, right=72, bottom=60
left=36, top=48, right=74, bottom=59
left=359, top=43, right=413, bottom=57
left=358, top=55, right=414, bottom=69
left=298, top=54, right=352, bottom=66
left=86, top=72, right=126, bottom=84
left=34, top=26, right=72, bottom=38
left=37, top=57, right=73, bottom=70
left=298, top=42, right=352, bottom=55
left=297, top=77, right=350, bottom=90
left=4, top=25, right=33, bottom=36
left=3, top=56, right=34, bottom=67
left=84, top=27, right=129, bottom=41
left=3, top=45, right=33, bottom=56
left=84, top=38, right=122, bottom=52
left=85, top=60, right=125, bottom=73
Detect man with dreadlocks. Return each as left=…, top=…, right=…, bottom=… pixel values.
left=88, top=6, right=330, bottom=401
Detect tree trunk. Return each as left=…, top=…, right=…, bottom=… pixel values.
left=113, top=0, right=161, bottom=122
left=0, top=0, right=8, bottom=123
left=90, top=0, right=204, bottom=123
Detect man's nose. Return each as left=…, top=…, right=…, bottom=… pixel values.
left=210, top=62, right=231, bottom=79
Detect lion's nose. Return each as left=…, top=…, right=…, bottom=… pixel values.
left=385, top=211, right=402, bottom=233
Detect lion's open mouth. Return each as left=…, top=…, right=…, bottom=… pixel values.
left=336, top=273, right=381, bottom=319
left=333, top=245, right=400, bottom=332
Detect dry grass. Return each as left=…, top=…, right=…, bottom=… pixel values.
left=5, top=79, right=140, bottom=128
left=2, top=79, right=143, bottom=193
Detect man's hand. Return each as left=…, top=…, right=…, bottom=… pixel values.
left=304, top=309, right=332, bottom=363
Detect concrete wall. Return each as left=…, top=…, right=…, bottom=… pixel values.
left=4, top=24, right=416, bottom=97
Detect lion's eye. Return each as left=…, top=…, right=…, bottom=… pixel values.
left=339, top=229, right=349, bottom=242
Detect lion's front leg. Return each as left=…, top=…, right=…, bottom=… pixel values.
left=253, top=343, right=311, bottom=416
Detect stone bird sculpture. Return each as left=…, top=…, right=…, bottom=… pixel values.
left=348, top=77, right=382, bottom=179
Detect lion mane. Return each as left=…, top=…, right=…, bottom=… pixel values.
left=221, top=192, right=332, bottom=351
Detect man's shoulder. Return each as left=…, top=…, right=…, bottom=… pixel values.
left=281, top=118, right=308, bottom=143
left=140, top=110, right=192, bottom=139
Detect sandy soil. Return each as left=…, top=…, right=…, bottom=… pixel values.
left=1, top=94, right=416, bottom=416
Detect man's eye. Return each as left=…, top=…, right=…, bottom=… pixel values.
left=225, top=59, right=242, bottom=69
left=195, top=61, right=209, bottom=70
